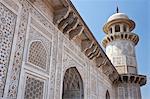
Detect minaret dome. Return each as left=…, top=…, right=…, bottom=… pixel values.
left=103, top=13, right=135, bottom=34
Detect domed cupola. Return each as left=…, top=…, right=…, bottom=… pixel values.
left=104, top=12, right=135, bottom=33
left=102, top=12, right=139, bottom=48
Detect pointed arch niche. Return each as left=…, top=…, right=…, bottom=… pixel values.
left=106, top=90, right=110, bottom=99
left=62, top=67, right=84, bottom=99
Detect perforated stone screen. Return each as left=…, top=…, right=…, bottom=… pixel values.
left=24, top=76, right=44, bottom=99
left=0, top=3, right=16, bottom=96
left=28, top=41, right=47, bottom=69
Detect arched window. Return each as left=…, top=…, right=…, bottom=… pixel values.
left=106, top=90, right=110, bottom=99
left=28, top=41, right=47, bottom=69
left=115, top=25, right=120, bottom=32
left=123, top=25, right=127, bottom=32
left=109, top=28, right=112, bottom=33
left=62, top=67, right=84, bottom=99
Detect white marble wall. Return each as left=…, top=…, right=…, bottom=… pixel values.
left=116, top=83, right=141, bottom=99
left=0, top=0, right=116, bottom=99
left=106, top=40, right=137, bottom=74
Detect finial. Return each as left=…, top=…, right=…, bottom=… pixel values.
left=115, top=0, right=119, bottom=13
left=116, top=6, right=119, bottom=13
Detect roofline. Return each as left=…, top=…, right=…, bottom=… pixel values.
left=67, top=0, right=119, bottom=77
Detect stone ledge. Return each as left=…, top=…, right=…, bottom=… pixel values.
left=102, top=32, right=139, bottom=48
left=116, top=74, right=147, bottom=86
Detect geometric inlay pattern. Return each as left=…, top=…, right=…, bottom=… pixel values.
left=0, top=3, right=16, bottom=96
left=113, top=56, right=126, bottom=66
left=118, top=87, right=125, bottom=99
left=28, top=41, right=47, bottom=69
left=63, top=67, right=84, bottom=99
left=24, top=76, right=44, bottom=99
left=63, top=68, right=81, bottom=90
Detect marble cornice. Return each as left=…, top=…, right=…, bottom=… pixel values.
left=103, top=18, right=135, bottom=34
left=115, top=74, right=147, bottom=86
left=102, top=32, right=139, bottom=48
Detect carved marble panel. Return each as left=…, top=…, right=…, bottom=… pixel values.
left=64, top=46, right=85, bottom=67
left=112, top=56, right=126, bottom=66
left=24, top=75, right=44, bottom=99
left=63, top=67, right=84, bottom=99
left=118, top=87, right=125, bottom=99
left=106, top=40, right=136, bottom=63
left=62, top=51, right=86, bottom=84
left=29, top=0, right=54, bottom=21
left=118, top=83, right=141, bottom=99
left=63, top=34, right=85, bottom=63
left=91, top=76, right=97, bottom=95
left=28, top=41, right=48, bottom=69
left=26, top=25, right=51, bottom=73
left=126, top=56, right=137, bottom=67
left=2, top=0, right=19, bottom=13
left=8, top=1, right=30, bottom=97
left=0, top=2, right=17, bottom=96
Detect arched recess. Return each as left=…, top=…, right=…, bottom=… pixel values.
left=106, top=90, right=110, bottom=99
left=115, top=24, right=120, bottom=32
left=28, top=40, right=48, bottom=69
left=62, top=67, right=84, bottom=99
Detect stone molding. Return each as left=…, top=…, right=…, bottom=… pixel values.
left=103, top=19, right=135, bottom=34
left=102, top=32, right=139, bottom=48
left=116, top=74, right=146, bottom=86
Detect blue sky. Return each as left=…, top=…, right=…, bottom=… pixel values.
left=71, top=0, right=150, bottom=98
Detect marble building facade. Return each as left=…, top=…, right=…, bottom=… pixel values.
left=0, top=0, right=146, bottom=99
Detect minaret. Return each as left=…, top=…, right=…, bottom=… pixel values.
left=102, top=8, right=146, bottom=99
